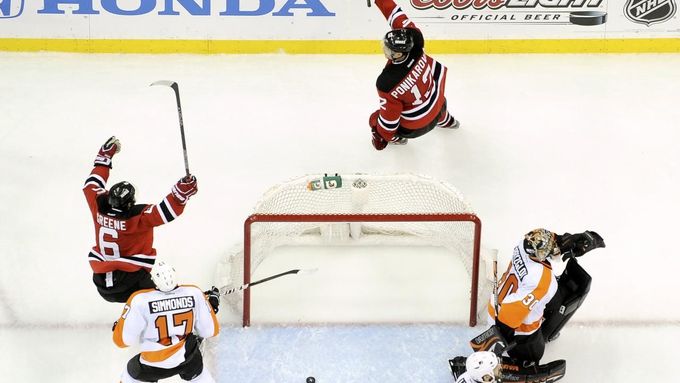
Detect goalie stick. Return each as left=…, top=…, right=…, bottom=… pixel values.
left=220, top=268, right=317, bottom=295
left=150, top=80, right=191, bottom=177
left=491, top=249, right=499, bottom=317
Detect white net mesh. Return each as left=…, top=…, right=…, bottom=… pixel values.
left=216, top=173, right=490, bottom=324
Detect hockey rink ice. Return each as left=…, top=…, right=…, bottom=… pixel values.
left=1, top=51, right=679, bottom=382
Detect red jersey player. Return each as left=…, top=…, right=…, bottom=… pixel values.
left=369, top=0, right=460, bottom=150
left=83, top=137, right=198, bottom=303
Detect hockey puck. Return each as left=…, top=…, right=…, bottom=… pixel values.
left=569, top=11, right=607, bottom=26
left=306, top=377, right=316, bottom=383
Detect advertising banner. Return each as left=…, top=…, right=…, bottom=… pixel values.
left=0, top=1, right=678, bottom=52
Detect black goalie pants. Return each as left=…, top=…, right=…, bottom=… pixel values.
left=127, top=334, right=204, bottom=382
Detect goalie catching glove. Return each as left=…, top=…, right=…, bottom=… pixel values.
left=94, top=136, right=121, bottom=168
left=558, top=231, right=605, bottom=260
left=171, top=175, right=198, bottom=205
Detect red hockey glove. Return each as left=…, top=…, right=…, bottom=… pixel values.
left=369, top=110, right=379, bottom=129
left=94, top=136, right=121, bottom=168
left=372, top=127, right=388, bottom=151
left=172, top=175, right=198, bottom=204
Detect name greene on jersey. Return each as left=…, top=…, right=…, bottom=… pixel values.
left=97, top=212, right=127, bottom=231
left=149, top=296, right=195, bottom=314
left=390, top=54, right=428, bottom=99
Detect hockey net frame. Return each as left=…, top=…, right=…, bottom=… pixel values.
left=242, top=213, right=482, bottom=327
left=219, top=173, right=486, bottom=327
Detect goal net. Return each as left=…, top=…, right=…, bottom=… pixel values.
left=216, top=173, right=491, bottom=327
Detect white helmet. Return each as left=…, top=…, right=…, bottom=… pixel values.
left=466, top=351, right=501, bottom=383
left=150, top=260, right=177, bottom=292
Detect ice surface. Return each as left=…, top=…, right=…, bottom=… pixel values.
left=1, top=52, right=678, bottom=382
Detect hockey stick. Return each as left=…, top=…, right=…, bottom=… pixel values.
left=150, top=80, right=190, bottom=177
left=491, top=249, right=499, bottom=317
left=220, top=268, right=318, bottom=296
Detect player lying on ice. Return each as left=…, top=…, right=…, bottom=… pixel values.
left=450, top=228, right=605, bottom=382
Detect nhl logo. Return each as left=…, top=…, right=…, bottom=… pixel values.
left=625, top=0, right=677, bottom=26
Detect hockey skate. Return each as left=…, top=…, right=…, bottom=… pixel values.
left=390, top=137, right=408, bottom=145
left=438, top=118, right=460, bottom=129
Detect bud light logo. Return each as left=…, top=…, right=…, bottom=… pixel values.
left=0, top=0, right=25, bottom=18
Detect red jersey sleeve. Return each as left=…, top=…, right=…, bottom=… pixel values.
left=375, top=0, right=420, bottom=32
left=137, top=193, right=187, bottom=229
left=376, top=91, right=404, bottom=141
left=84, top=165, right=110, bottom=216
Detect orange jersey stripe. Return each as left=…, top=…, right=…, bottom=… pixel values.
left=141, top=339, right=186, bottom=363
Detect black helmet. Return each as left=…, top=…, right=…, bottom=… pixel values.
left=383, top=28, right=414, bottom=54
left=108, top=181, right=136, bottom=211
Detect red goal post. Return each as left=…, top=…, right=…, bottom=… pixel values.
left=218, top=173, right=488, bottom=327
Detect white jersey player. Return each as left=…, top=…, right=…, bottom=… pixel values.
left=112, top=261, right=220, bottom=382
left=455, top=351, right=501, bottom=383
left=474, top=228, right=604, bottom=366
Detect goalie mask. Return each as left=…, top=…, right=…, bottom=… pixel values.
left=108, top=181, right=136, bottom=212
left=151, top=260, right=178, bottom=292
left=383, top=28, right=414, bottom=63
left=524, top=228, right=559, bottom=261
left=466, top=351, right=502, bottom=383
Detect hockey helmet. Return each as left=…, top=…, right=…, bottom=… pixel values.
left=466, top=351, right=502, bottom=383
left=524, top=228, right=559, bottom=261
left=108, top=181, right=136, bottom=211
left=151, top=260, right=178, bottom=292
left=383, top=28, right=414, bottom=62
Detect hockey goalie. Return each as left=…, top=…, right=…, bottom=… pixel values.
left=450, top=228, right=605, bottom=382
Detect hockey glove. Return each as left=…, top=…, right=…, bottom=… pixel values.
left=171, top=175, right=198, bottom=205
left=448, top=356, right=467, bottom=379
left=204, top=286, right=220, bottom=314
left=371, top=127, right=388, bottom=151
left=94, top=136, right=121, bottom=168
left=559, top=231, right=605, bottom=260
left=470, top=325, right=511, bottom=356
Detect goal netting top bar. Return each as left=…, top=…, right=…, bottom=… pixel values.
left=219, top=173, right=486, bottom=326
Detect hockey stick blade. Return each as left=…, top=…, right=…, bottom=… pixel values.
left=150, top=80, right=177, bottom=88
left=219, top=268, right=318, bottom=296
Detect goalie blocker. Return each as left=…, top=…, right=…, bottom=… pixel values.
left=449, top=355, right=566, bottom=383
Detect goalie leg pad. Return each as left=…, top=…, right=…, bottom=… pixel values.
left=506, top=330, right=546, bottom=366
left=542, top=259, right=592, bottom=342
left=501, top=358, right=566, bottom=383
